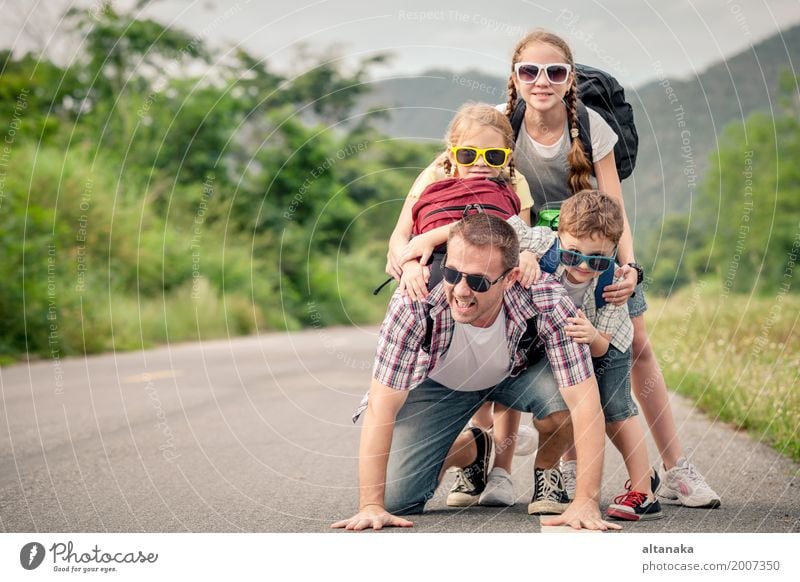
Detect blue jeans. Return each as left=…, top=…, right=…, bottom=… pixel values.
left=593, top=346, right=637, bottom=422
left=628, top=283, right=648, bottom=318
left=383, top=358, right=565, bottom=515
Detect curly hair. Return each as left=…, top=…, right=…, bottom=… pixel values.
left=506, top=30, right=593, bottom=193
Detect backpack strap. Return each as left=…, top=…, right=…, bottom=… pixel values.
left=511, top=99, right=593, bottom=168
left=539, top=239, right=560, bottom=274
left=594, top=265, right=615, bottom=310
left=510, top=99, right=526, bottom=141
left=422, top=313, right=434, bottom=353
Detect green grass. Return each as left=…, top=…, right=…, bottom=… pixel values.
left=647, top=281, right=800, bottom=462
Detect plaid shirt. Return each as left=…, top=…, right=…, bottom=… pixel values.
left=353, top=277, right=593, bottom=422
left=507, top=218, right=633, bottom=352
left=552, top=263, right=634, bottom=353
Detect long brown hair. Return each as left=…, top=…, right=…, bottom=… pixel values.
left=506, top=30, right=593, bottom=193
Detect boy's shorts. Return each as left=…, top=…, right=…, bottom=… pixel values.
left=627, top=282, right=648, bottom=318
left=592, top=346, right=638, bottom=423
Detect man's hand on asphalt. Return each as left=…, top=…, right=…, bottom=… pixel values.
left=330, top=505, right=414, bottom=531
left=540, top=498, right=622, bottom=531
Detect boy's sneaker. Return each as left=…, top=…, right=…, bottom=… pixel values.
left=513, top=423, right=537, bottom=457
left=479, top=467, right=515, bottom=506
left=607, top=490, right=664, bottom=521
left=446, top=428, right=493, bottom=507
left=658, top=458, right=721, bottom=508
left=527, top=468, right=570, bottom=515
left=623, top=466, right=661, bottom=499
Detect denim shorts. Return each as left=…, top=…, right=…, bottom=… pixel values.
left=592, top=346, right=638, bottom=422
left=627, top=283, right=648, bottom=318
left=382, top=357, right=565, bottom=515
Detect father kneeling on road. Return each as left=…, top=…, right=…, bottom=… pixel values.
left=331, top=213, right=620, bottom=532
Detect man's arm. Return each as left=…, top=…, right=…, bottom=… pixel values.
left=540, top=376, right=621, bottom=530
left=331, top=379, right=414, bottom=531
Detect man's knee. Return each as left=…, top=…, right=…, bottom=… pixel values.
left=533, top=410, right=571, bottom=434
left=384, top=487, right=431, bottom=516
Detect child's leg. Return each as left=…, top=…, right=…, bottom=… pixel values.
left=490, top=403, right=519, bottom=472
left=630, top=316, right=683, bottom=469
left=470, top=402, right=494, bottom=431
left=606, top=418, right=652, bottom=494
left=605, top=416, right=664, bottom=521
left=562, top=444, right=576, bottom=462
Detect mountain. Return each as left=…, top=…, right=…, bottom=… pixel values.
left=357, top=25, right=800, bottom=230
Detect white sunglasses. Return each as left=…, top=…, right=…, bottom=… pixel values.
left=514, top=62, right=572, bottom=85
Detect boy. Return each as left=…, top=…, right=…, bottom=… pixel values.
left=513, top=190, right=663, bottom=520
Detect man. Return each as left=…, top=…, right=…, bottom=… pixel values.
left=331, top=213, right=619, bottom=531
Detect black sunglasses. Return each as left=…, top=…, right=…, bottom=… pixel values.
left=441, top=255, right=512, bottom=293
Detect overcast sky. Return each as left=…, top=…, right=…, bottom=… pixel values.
left=3, top=0, right=800, bottom=87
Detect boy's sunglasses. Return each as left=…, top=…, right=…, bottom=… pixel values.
left=514, top=62, right=572, bottom=85
left=450, top=146, right=511, bottom=168
left=557, top=240, right=617, bottom=272
left=442, top=255, right=512, bottom=293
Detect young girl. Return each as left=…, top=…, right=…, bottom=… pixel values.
left=385, top=102, right=539, bottom=508
left=504, top=29, right=719, bottom=510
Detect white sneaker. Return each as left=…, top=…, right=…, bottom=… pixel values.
left=479, top=468, right=515, bottom=506
left=513, top=423, right=537, bottom=457
left=559, top=460, right=577, bottom=501
left=659, top=457, right=721, bottom=508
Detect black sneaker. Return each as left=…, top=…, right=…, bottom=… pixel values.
left=527, top=468, right=570, bottom=515
left=446, top=428, right=493, bottom=507
left=651, top=466, right=661, bottom=495
left=607, top=489, right=664, bottom=521
left=623, top=467, right=661, bottom=498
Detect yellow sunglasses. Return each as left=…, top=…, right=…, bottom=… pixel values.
left=449, top=146, right=512, bottom=168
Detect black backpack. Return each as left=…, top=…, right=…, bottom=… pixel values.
left=509, top=63, right=638, bottom=180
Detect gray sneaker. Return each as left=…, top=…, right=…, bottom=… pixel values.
left=479, top=467, right=515, bottom=506
left=527, top=468, right=570, bottom=515
left=559, top=460, right=577, bottom=501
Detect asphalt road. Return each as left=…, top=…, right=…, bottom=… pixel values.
left=0, top=327, right=797, bottom=533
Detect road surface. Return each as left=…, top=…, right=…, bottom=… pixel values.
left=1, top=327, right=797, bottom=533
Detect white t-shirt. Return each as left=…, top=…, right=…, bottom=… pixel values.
left=428, top=309, right=511, bottom=391
left=521, top=107, right=617, bottom=161
left=495, top=102, right=617, bottom=162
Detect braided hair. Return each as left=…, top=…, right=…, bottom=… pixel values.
left=507, top=30, right=593, bottom=193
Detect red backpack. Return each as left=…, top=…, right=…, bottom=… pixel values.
left=411, top=176, right=521, bottom=234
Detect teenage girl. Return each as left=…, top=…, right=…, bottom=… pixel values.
left=504, top=29, right=719, bottom=509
